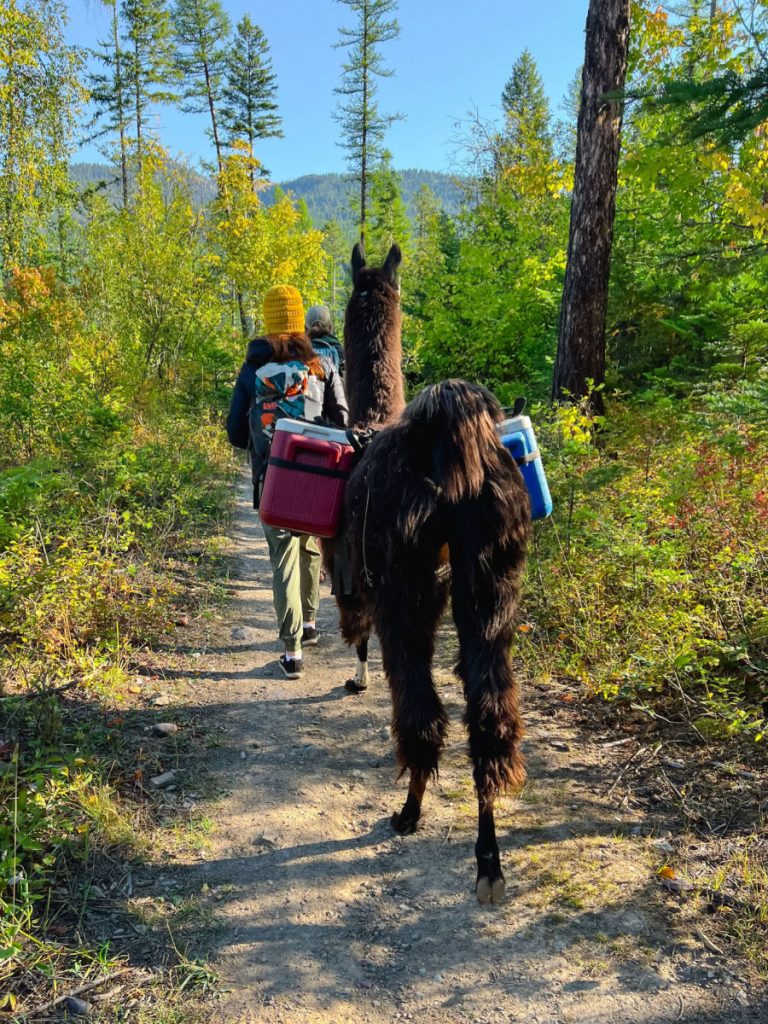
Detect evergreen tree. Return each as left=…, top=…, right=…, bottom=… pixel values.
left=500, top=49, right=553, bottom=167
left=333, top=0, right=402, bottom=243
left=87, top=0, right=131, bottom=206
left=367, top=149, right=410, bottom=263
left=221, top=15, right=282, bottom=181
left=172, top=0, right=230, bottom=172
left=554, top=66, right=582, bottom=165
left=636, top=2, right=768, bottom=146
left=321, top=218, right=351, bottom=328
left=121, top=0, right=179, bottom=164
left=553, top=0, right=631, bottom=410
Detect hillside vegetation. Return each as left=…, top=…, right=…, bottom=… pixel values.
left=69, top=162, right=463, bottom=229
left=2, top=0, right=768, bottom=1015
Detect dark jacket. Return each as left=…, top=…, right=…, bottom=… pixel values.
left=226, top=338, right=350, bottom=501
left=309, top=332, right=345, bottom=377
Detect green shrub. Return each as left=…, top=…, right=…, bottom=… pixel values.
left=519, top=383, right=768, bottom=738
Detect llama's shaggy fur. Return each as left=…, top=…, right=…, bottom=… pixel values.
left=327, top=246, right=532, bottom=902
left=344, top=381, right=530, bottom=792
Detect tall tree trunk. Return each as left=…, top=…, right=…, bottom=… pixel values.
left=360, top=10, right=368, bottom=244
left=552, top=0, right=631, bottom=411
left=710, top=0, right=717, bottom=19
left=134, top=36, right=143, bottom=169
left=111, top=2, right=128, bottom=207
left=203, top=58, right=223, bottom=173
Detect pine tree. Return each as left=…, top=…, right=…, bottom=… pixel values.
left=637, top=2, right=768, bottom=146
left=367, top=149, right=410, bottom=263
left=554, top=66, right=583, bottom=165
left=333, top=0, right=402, bottom=243
left=321, top=218, right=351, bottom=327
left=87, top=0, right=131, bottom=206
left=500, top=49, right=553, bottom=166
left=221, top=16, right=282, bottom=181
left=121, top=0, right=179, bottom=164
left=172, top=0, right=230, bottom=172
left=553, top=0, right=631, bottom=410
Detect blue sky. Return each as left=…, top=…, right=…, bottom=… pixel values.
left=66, top=0, right=589, bottom=181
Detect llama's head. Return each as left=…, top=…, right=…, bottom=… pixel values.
left=350, top=242, right=402, bottom=303
left=344, top=241, right=405, bottom=426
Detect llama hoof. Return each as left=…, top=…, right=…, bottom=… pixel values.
left=476, top=873, right=506, bottom=904
left=390, top=810, right=419, bottom=835
left=344, top=677, right=368, bottom=694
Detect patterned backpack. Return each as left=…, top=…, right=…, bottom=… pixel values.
left=248, top=360, right=323, bottom=462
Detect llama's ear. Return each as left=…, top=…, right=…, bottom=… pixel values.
left=351, top=242, right=366, bottom=284
left=383, top=243, right=402, bottom=284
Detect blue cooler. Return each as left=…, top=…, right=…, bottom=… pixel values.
left=498, top=414, right=553, bottom=520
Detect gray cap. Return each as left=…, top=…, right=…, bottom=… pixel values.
left=305, top=304, right=333, bottom=333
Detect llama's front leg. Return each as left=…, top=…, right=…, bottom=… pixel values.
left=337, top=596, right=372, bottom=694
left=391, top=766, right=430, bottom=835
left=345, top=637, right=369, bottom=693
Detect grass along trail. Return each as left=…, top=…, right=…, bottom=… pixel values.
left=150, top=475, right=767, bottom=1023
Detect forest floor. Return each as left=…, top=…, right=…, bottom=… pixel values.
left=118, top=476, right=768, bottom=1024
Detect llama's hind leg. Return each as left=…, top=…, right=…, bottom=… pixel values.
left=376, top=577, right=449, bottom=834
left=457, top=633, right=525, bottom=903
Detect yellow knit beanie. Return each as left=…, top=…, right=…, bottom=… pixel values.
left=263, top=284, right=305, bottom=335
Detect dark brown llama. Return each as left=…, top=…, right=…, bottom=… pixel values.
left=324, top=241, right=406, bottom=693
left=326, top=246, right=532, bottom=902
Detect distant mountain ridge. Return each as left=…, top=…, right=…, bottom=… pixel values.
left=68, top=163, right=463, bottom=229
left=262, top=170, right=463, bottom=227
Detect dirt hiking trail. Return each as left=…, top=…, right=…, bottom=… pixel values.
left=164, top=478, right=766, bottom=1023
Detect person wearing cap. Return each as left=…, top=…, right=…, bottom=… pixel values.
left=305, top=305, right=345, bottom=378
left=226, top=285, right=349, bottom=679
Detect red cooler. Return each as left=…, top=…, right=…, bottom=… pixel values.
left=259, top=419, right=357, bottom=537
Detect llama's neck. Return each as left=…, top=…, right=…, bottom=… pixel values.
left=347, top=336, right=405, bottom=427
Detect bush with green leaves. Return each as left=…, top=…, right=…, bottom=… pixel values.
left=519, top=380, right=768, bottom=739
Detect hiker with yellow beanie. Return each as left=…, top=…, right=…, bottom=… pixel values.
left=226, top=285, right=349, bottom=679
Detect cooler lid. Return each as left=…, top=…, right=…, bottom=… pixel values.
left=274, top=418, right=352, bottom=446
left=497, top=414, right=531, bottom=437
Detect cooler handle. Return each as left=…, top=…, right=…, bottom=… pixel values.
left=284, top=434, right=342, bottom=464
left=300, top=425, right=345, bottom=442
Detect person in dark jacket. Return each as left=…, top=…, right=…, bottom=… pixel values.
left=226, top=285, right=349, bottom=679
left=305, top=304, right=345, bottom=377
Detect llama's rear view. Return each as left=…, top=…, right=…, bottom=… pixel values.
left=341, top=380, right=531, bottom=901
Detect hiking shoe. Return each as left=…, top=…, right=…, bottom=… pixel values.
left=302, top=625, right=320, bottom=647
left=279, top=654, right=303, bottom=679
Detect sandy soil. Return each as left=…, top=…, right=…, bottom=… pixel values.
left=160, top=478, right=767, bottom=1024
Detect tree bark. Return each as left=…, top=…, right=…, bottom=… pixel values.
left=552, top=0, right=631, bottom=411
left=360, top=12, right=368, bottom=244
left=203, top=58, right=223, bottom=173
left=134, top=35, right=143, bottom=167
left=111, top=2, right=128, bottom=207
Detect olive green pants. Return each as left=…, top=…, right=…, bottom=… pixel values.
left=259, top=520, right=321, bottom=654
